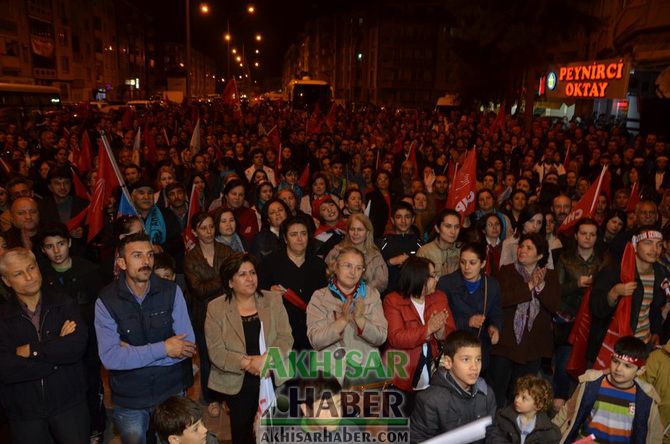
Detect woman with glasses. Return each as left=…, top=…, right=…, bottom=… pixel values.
left=307, top=246, right=388, bottom=385
left=437, top=243, right=503, bottom=373
left=383, top=256, right=455, bottom=415
left=325, top=213, right=388, bottom=293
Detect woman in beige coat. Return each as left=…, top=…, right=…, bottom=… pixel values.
left=205, top=253, right=293, bottom=444
left=308, top=246, right=388, bottom=387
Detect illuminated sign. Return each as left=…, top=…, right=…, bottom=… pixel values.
left=546, top=58, right=630, bottom=100
left=546, top=72, right=557, bottom=90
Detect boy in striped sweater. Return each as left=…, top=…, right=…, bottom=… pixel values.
left=553, top=336, right=663, bottom=444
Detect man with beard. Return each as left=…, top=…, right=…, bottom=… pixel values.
left=95, top=232, right=195, bottom=444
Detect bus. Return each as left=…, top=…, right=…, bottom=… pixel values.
left=287, top=78, right=332, bottom=112
left=0, top=83, right=62, bottom=127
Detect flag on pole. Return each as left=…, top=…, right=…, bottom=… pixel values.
left=189, top=119, right=201, bottom=156
left=324, top=103, right=337, bottom=131
left=86, top=134, right=125, bottom=242
left=487, top=103, right=505, bottom=138
left=70, top=168, right=91, bottom=201
left=66, top=207, right=89, bottom=232
left=132, top=127, right=142, bottom=167
left=298, top=164, right=310, bottom=190
left=118, top=190, right=139, bottom=217
left=222, top=79, right=242, bottom=121
left=77, top=131, right=93, bottom=173
left=162, top=128, right=170, bottom=147
left=558, top=166, right=608, bottom=234
left=306, top=103, right=322, bottom=134
left=183, top=184, right=202, bottom=252
left=446, top=148, right=477, bottom=220
left=144, top=123, right=157, bottom=165
left=267, top=125, right=281, bottom=169
left=566, top=287, right=593, bottom=379
left=625, top=181, right=642, bottom=213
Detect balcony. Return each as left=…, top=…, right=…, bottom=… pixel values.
left=613, top=0, right=670, bottom=47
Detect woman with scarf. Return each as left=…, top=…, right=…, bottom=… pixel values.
left=214, top=207, right=248, bottom=253
left=437, top=243, right=503, bottom=374
left=325, top=213, right=388, bottom=293
left=307, top=246, right=388, bottom=387
left=498, top=204, right=552, bottom=269
left=184, top=212, right=234, bottom=418
left=384, top=256, right=455, bottom=415
left=365, top=169, right=395, bottom=240
left=488, top=232, right=561, bottom=407
left=299, top=173, right=340, bottom=219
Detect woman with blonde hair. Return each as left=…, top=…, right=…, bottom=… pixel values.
left=325, top=213, right=388, bottom=293
left=154, top=165, right=176, bottom=208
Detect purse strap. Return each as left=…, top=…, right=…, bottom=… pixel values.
left=477, top=277, right=488, bottom=338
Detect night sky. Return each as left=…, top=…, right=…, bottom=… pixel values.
left=138, top=0, right=364, bottom=82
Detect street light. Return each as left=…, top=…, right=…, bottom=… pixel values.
left=247, top=5, right=255, bottom=14
left=254, top=49, right=259, bottom=54
left=254, top=61, right=259, bottom=67
left=236, top=55, right=241, bottom=62
left=232, top=48, right=237, bottom=54
left=186, top=0, right=210, bottom=99
left=224, top=33, right=231, bottom=41
left=255, top=34, right=262, bottom=42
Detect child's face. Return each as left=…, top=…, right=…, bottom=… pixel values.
left=513, top=390, right=538, bottom=416
left=154, top=267, right=176, bottom=281
left=169, top=419, right=208, bottom=444
left=609, top=356, right=644, bottom=387
left=443, top=346, right=482, bottom=389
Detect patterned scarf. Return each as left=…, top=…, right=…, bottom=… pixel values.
left=327, top=276, right=367, bottom=303
left=513, top=261, right=541, bottom=344
left=143, top=205, right=167, bottom=245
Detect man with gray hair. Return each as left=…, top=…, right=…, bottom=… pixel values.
left=0, top=247, right=89, bottom=443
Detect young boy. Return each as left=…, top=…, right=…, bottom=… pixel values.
left=152, top=396, right=218, bottom=444
left=487, top=375, right=561, bottom=443
left=153, top=252, right=176, bottom=281
left=410, top=330, right=497, bottom=444
left=642, top=339, right=670, bottom=443
left=553, top=336, right=663, bottom=444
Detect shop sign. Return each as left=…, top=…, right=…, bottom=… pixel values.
left=546, top=58, right=630, bottom=99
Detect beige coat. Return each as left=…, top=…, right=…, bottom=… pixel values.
left=324, top=243, right=389, bottom=293
left=205, top=290, right=293, bottom=395
left=306, top=285, right=387, bottom=380
left=553, top=369, right=663, bottom=444
left=416, top=239, right=460, bottom=279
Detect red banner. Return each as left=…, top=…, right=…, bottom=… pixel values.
left=558, top=166, right=608, bottom=234
left=446, top=148, right=477, bottom=220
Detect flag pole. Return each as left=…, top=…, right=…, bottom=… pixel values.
left=588, top=165, right=608, bottom=214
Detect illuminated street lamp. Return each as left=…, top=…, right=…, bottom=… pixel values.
left=224, top=33, right=231, bottom=41
left=255, top=49, right=259, bottom=54
left=236, top=55, right=242, bottom=62
left=255, top=34, right=262, bottom=42
left=232, top=48, right=237, bottom=54
left=247, top=5, right=255, bottom=14
left=254, top=61, right=259, bottom=67
left=199, top=3, right=209, bottom=14
left=186, top=0, right=210, bottom=98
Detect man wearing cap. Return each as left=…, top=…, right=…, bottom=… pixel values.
left=587, top=226, right=670, bottom=364
left=165, top=183, right=189, bottom=231
left=129, top=179, right=185, bottom=271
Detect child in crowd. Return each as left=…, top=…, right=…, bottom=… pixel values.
left=152, top=396, right=218, bottom=444
left=642, top=339, right=670, bottom=443
left=153, top=252, right=176, bottom=281
left=410, top=330, right=497, bottom=444
left=487, top=375, right=561, bottom=443
left=553, top=336, right=663, bottom=444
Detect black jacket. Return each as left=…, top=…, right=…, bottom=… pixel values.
left=410, top=369, right=497, bottom=444
left=377, top=232, right=423, bottom=295
left=0, top=289, right=88, bottom=419
left=486, top=405, right=561, bottom=444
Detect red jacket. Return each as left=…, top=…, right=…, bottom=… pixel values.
left=383, top=290, right=456, bottom=392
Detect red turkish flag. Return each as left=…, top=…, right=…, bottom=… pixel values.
left=594, top=241, right=636, bottom=370
left=298, top=164, right=310, bottom=189
left=566, top=288, right=593, bottom=379
left=222, top=79, right=242, bottom=121
left=306, top=102, right=322, bottom=134
left=183, top=184, right=202, bottom=252
left=626, top=181, right=642, bottom=213
left=558, top=166, right=608, bottom=234
left=77, top=131, right=93, bottom=173
left=144, top=123, right=157, bottom=165
left=324, top=103, right=337, bottom=131
left=446, top=148, right=477, bottom=220
left=87, top=137, right=122, bottom=242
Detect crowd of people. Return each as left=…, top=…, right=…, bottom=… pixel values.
left=0, top=99, right=669, bottom=444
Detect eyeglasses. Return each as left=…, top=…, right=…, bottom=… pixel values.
left=339, top=262, right=365, bottom=273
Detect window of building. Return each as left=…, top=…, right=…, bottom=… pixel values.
left=93, top=16, right=102, bottom=31
left=61, top=56, right=69, bottom=73
left=58, top=30, right=68, bottom=47
left=94, top=38, right=102, bottom=53
left=71, top=34, right=80, bottom=53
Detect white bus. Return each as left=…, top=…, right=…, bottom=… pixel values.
left=0, top=83, right=61, bottom=126
left=287, top=78, right=332, bottom=111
